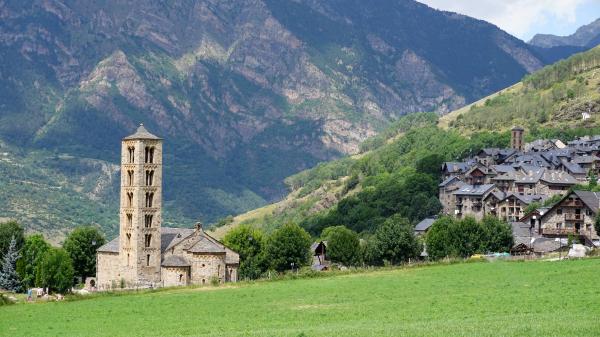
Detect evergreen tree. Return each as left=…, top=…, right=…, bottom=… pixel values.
left=0, top=237, right=21, bottom=292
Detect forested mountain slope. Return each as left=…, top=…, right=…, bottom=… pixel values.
left=0, top=0, right=554, bottom=238
left=212, top=45, right=600, bottom=238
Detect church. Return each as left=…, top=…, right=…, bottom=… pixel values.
left=96, top=125, right=239, bottom=289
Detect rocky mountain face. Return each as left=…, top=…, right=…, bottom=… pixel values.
left=0, top=0, right=549, bottom=236
left=530, top=18, right=600, bottom=48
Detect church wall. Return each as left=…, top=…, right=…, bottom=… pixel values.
left=188, top=253, right=226, bottom=285
left=161, top=267, right=189, bottom=287
left=96, top=252, right=120, bottom=290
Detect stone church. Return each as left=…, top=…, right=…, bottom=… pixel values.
left=96, top=125, right=239, bottom=289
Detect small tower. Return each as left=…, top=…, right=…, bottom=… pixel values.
left=119, top=124, right=163, bottom=285
left=511, top=126, right=524, bottom=151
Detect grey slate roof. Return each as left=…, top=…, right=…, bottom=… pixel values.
left=161, top=255, right=190, bottom=267
left=442, top=162, right=471, bottom=174
left=97, top=237, right=119, bottom=253
left=560, top=160, right=586, bottom=175
left=187, top=236, right=226, bottom=254
left=573, top=190, right=600, bottom=214
left=452, top=184, right=495, bottom=196
left=123, top=124, right=162, bottom=140
left=415, top=218, right=436, bottom=232
left=540, top=170, right=578, bottom=185
left=439, top=176, right=462, bottom=187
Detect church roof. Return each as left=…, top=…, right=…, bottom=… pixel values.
left=123, top=124, right=162, bottom=140
left=187, top=236, right=226, bottom=254
left=97, top=237, right=119, bottom=253
left=161, top=255, right=190, bottom=267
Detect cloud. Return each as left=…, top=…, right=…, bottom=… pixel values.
left=416, top=0, right=590, bottom=40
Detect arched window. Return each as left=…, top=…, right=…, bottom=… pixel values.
left=145, top=234, right=152, bottom=247
left=127, top=170, right=134, bottom=186
left=179, top=274, right=183, bottom=282
left=144, top=214, right=153, bottom=228
left=145, top=192, right=154, bottom=207
left=128, top=147, right=135, bottom=163
left=145, top=146, right=155, bottom=164
left=145, top=170, right=154, bottom=186
left=127, top=253, right=130, bottom=266
left=126, top=213, right=132, bottom=227
left=127, top=192, right=134, bottom=207
left=126, top=233, right=131, bottom=246
left=146, top=254, right=150, bottom=266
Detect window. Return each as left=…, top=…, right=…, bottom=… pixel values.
left=145, top=192, right=154, bottom=207
left=126, top=213, right=133, bottom=227
left=127, top=170, right=134, bottom=186
left=556, top=222, right=562, bottom=228
left=128, top=147, right=135, bottom=163
left=127, top=253, right=130, bottom=266
left=127, top=192, right=133, bottom=207
left=586, top=209, right=593, bottom=216
left=557, top=208, right=563, bottom=215
left=145, top=146, right=154, bottom=164
left=179, top=274, right=183, bottom=282
left=144, top=214, right=153, bottom=228
left=145, top=170, right=154, bottom=186
left=146, top=254, right=150, bottom=266
left=145, top=234, right=152, bottom=248
left=126, top=233, right=131, bottom=246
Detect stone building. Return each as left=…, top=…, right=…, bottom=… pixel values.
left=96, top=125, right=239, bottom=289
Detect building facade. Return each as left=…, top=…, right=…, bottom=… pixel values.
left=96, top=125, right=238, bottom=289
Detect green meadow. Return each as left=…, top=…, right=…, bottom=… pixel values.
left=2, top=259, right=600, bottom=337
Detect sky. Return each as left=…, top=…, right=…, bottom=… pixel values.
left=416, top=0, right=600, bottom=41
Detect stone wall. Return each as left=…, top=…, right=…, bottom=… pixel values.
left=189, top=254, right=227, bottom=285
left=162, top=267, right=189, bottom=287
left=96, top=252, right=120, bottom=289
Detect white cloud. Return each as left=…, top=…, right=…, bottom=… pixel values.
left=417, top=0, right=589, bottom=40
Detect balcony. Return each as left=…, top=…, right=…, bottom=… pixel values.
left=542, top=228, right=577, bottom=235
left=564, top=213, right=584, bottom=221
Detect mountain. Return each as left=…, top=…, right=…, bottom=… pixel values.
left=211, top=45, right=600, bottom=238
left=530, top=18, right=600, bottom=48
left=0, top=0, right=548, bottom=238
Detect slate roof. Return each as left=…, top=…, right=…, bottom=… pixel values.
left=511, top=221, right=535, bottom=247
left=442, top=162, right=471, bottom=174
left=97, top=237, right=119, bottom=253
left=573, top=190, right=600, bottom=214
left=531, top=237, right=562, bottom=253
left=439, top=176, right=461, bottom=187
left=560, top=160, right=586, bottom=175
left=415, top=218, right=436, bottom=232
left=572, top=155, right=599, bottom=164
left=161, top=255, right=190, bottom=267
left=491, top=165, right=516, bottom=174
left=187, top=236, right=226, bottom=254
left=539, top=170, right=578, bottom=185
left=123, top=124, right=162, bottom=140
left=452, top=184, right=495, bottom=196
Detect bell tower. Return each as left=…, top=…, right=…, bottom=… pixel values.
left=119, top=124, right=163, bottom=285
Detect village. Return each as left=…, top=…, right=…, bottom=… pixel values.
left=415, top=127, right=600, bottom=256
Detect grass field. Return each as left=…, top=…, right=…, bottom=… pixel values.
left=2, top=259, right=600, bottom=337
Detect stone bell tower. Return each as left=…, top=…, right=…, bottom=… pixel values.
left=119, top=124, right=163, bottom=285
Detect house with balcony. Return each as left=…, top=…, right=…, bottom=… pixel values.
left=538, top=190, right=600, bottom=245
left=453, top=184, right=496, bottom=220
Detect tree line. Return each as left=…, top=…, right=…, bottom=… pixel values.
left=0, top=221, right=105, bottom=293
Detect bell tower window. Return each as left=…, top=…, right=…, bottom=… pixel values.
left=128, top=147, right=135, bottom=163
left=144, top=214, right=153, bottom=228
left=126, top=233, right=131, bottom=246
left=145, top=146, right=155, bottom=164
left=127, top=192, right=134, bottom=207
left=145, top=192, right=154, bottom=207
left=145, top=170, right=154, bottom=186
left=145, top=234, right=152, bottom=248
left=126, top=213, right=133, bottom=227
left=127, top=170, right=134, bottom=186
left=146, top=254, right=150, bottom=266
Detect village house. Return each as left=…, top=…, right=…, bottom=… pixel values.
left=96, top=125, right=239, bottom=290
left=453, top=184, right=496, bottom=220
left=538, top=190, right=600, bottom=245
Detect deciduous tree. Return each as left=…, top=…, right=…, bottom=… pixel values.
left=36, top=248, right=74, bottom=293
left=265, top=223, right=311, bottom=272
left=321, top=226, right=361, bottom=266
left=63, top=226, right=106, bottom=280
left=16, top=234, right=50, bottom=289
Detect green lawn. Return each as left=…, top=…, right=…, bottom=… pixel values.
left=2, top=259, right=600, bottom=337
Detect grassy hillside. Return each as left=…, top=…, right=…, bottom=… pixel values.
left=3, top=259, right=600, bottom=336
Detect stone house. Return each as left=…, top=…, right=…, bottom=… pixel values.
left=439, top=176, right=465, bottom=215
left=96, top=125, right=239, bottom=290
left=453, top=184, right=496, bottom=220
left=538, top=190, right=600, bottom=245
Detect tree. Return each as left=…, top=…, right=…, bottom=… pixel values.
left=480, top=216, right=513, bottom=253
left=448, top=217, right=486, bottom=258
left=223, top=225, right=266, bottom=279
left=415, top=153, right=444, bottom=179
left=0, top=221, right=24, bottom=260
left=370, top=215, right=421, bottom=265
left=63, top=226, right=106, bottom=280
left=16, top=234, right=50, bottom=289
left=0, top=237, right=21, bottom=292
left=265, top=223, right=312, bottom=272
left=425, top=217, right=456, bottom=260
left=36, top=248, right=74, bottom=293
left=321, top=226, right=361, bottom=266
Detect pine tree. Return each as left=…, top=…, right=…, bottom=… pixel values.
left=0, top=236, right=21, bottom=292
